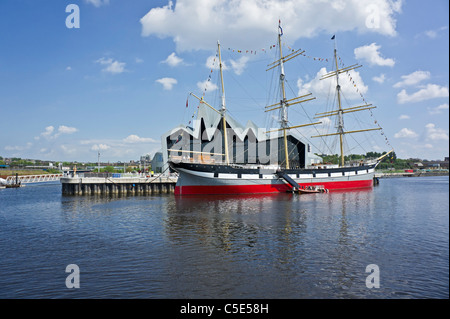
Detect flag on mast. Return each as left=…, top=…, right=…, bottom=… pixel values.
left=278, top=20, right=283, bottom=36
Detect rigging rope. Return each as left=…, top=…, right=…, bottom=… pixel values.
left=337, top=54, right=393, bottom=150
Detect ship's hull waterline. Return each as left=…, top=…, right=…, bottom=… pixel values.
left=170, top=162, right=376, bottom=195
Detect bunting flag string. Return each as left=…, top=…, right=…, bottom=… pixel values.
left=186, top=53, right=219, bottom=125
left=227, top=44, right=277, bottom=55
left=226, top=43, right=330, bottom=64
left=285, top=44, right=330, bottom=63
left=299, top=52, right=329, bottom=62
left=337, top=54, right=393, bottom=148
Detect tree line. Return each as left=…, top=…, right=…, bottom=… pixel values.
left=318, top=151, right=414, bottom=170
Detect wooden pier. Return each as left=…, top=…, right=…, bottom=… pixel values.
left=60, top=175, right=177, bottom=196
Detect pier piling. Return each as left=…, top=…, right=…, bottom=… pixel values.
left=60, top=175, right=177, bottom=196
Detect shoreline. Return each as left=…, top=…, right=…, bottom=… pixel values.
left=375, top=171, right=449, bottom=178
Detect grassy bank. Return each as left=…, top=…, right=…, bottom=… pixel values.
left=0, top=169, right=56, bottom=178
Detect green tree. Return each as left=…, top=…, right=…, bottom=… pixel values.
left=103, top=166, right=115, bottom=173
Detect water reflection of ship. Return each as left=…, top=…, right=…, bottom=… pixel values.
left=165, top=194, right=308, bottom=263
left=320, top=189, right=374, bottom=293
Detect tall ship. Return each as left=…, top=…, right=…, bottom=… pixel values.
left=165, top=23, right=393, bottom=195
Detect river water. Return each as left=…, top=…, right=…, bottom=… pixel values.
left=0, top=176, right=448, bottom=299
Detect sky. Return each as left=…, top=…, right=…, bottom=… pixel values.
left=0, top=0, right=448, bottom=163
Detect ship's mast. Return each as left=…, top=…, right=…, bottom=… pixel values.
left=189, top=42, right=230, bottom=165
left=277, top=24, right=290, bottom=169
left=264, top=21, right=320, bottom=169
left=312, top=35, right=382, bottom=166
left=333, top=40, right=345, bottom=167
left=217, top=40, right=230, bottom=165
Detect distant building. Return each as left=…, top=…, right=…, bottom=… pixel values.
left=151, top=152, right=164, bottom=173
left=140, top=154, right=151, bottom=163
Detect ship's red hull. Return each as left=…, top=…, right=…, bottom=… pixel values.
left=170, top=161, right=377, bottom=195
left=175, top=179, right=373, bottom=195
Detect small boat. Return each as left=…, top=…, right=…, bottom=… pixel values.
left=5, top=183, right=21, bottom=188
left=1, top=175, right=22, bottom=188
left=293, top=186, right=328, bottom=194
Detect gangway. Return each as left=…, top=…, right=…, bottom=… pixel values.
left=4, top=174, right=63, bottom=185
left=276, top=171, right=300, bottom=190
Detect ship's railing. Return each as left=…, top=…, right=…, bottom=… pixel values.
left=170, top=155, right=307, bottom=169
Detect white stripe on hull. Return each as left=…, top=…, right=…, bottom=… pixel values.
left=176, top=167, right=374, bottom=187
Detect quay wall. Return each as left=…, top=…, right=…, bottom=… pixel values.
left=61, top=176, right=177, bottom=195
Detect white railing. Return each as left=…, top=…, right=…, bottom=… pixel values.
left=5, top=174, right=63, bottom=184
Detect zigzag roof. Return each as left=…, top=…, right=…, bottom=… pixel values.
left=165, top=103, right=278, bottom=142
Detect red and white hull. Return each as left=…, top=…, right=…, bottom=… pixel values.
left=170, top=162, right=376, bottom=195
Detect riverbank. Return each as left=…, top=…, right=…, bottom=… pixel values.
left=0, top=169, right=54, bottom=179
left=375, top=170, right=449, bottom=178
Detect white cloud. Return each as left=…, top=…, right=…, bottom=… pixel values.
left=4, top=142, right=33, bottom=153
left=428, top=103, right=449, bottom=115
left=77, top=135, right=159, bottom=161
left=96, top=57, right=127, bottom=74
left=372, top=73, right=386, bottom=83
left=5, top=145, right=28, bottom=151
left=417, top=26, right=449, bottom=39
left=140, top=0, right=402, bottom=52
left=393, top=70, right=430, bottom=88
left=425, top=123, right=449, bottom=141
left=297, top=67, right=368, bottom=101
left=229, top=56, right=250, bottom=75
left=156, top=77, right=177, bottom=90
left=91, top=144, right=111, bottom=151
left=197, top=80, right=218, bottom=92
left=397, top=84, right=449, bottom=104
left=161, top=52, right=184, bottom=67
left=84, top=0, right=110, bottom=7
left=60, top=145, right=78, bottom=156
left=35, top=125, right=78, bottom=140
left=394, top=128, right=418, bottom=138
left=66, top=66, right=72, bottom=71
left=206, top=55, right=227, bottom=70
left=57, top=125, right=78, bottom=135
left=354, top=43, right=395, bottom=67
left=39, top=126, right=55, bottom=139
left=123, top=135, right=157, bottom=143
left=398, top=114, right=410, bottom=120
left=425, top=30, right=438, bottom=39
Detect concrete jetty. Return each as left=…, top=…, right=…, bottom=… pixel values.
left=60, top=174, right=177, bottom=195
